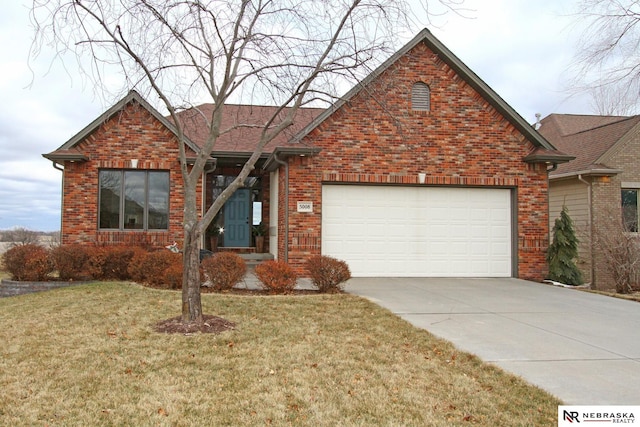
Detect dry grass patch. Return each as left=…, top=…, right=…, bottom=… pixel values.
left=580, top=288, right=640, bottom=302
left=0, top=283, right=561, bottom=426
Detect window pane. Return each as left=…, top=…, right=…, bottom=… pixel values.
left=124, top=171, right=145, bottom=229
left=148, top=172, right=169, bottom=230
left=99, top=170, right=121, bottom=229
left=622, top=189, right=638, bottom=232
left=252, top=201, right=262, bottom=225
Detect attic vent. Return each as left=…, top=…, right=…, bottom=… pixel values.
left=411, top=82, right=431, bottom=111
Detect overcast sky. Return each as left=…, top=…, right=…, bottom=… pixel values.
left=1, top=0, right=593, bottom=231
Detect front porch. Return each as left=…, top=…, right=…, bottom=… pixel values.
left=204, top=168, right=271, bottom=255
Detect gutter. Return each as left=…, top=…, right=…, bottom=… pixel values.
left=272, top=153, right=289, bottom=262
left=49, top=161, right=64, bottom=239
left=549, top=168, right=623, bottom=181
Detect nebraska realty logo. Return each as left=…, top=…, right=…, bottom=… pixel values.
left=559, top=406, right=639, bottom=425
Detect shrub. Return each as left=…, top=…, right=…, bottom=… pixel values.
left=201, top=252, right=247, bottom=291
left=147, top=251, right=182, bottom=287
left=595, top=218, right=640, bottom=293
left=128, top=250, right=182, bottom=287
left=2, top=244, right=53, bottom=281
left=89, top=246, right=144, bottom=281
left=164, top=261, right=184, bottom=290
left=547, top=206, right=583, bottom=285
left=51, top=245, right=91, bottom=281
left=128, top=249, right=153, bottom=283
left=254, top=260, right=297, bottom=294
left=306, top=255, right=351, bottom=293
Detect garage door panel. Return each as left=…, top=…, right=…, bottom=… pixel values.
left=322, top=185, right=512, bottom=277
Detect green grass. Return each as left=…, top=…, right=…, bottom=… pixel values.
left=0, top=283, right=561, bottom=426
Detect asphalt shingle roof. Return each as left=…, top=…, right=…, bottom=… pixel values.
left=175, top=104, right=325, bottom=154
left=538, top=113, right=640, bottom=176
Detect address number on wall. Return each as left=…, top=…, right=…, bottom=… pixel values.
left=297, top=201, right=313, bottom=212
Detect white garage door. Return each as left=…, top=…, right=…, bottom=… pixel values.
left=322, top=185, right=512, bottom=277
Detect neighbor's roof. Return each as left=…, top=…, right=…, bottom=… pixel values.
left=538, top=113, right=640, bottom=178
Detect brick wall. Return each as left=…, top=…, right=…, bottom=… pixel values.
left=60, top=100, right=192, bottom=249
left=280, top=42, right=550, bottom=280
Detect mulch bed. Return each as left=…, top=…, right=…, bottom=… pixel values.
left=153, top=314, right=237, bottom=334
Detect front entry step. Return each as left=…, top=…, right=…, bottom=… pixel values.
left=237, top=253, right=274, bottom=262
left=239, top=253, right=274, bottom=269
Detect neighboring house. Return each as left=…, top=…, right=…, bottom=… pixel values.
left=539, top=113, right=640, bottom=289
left=43, top=29, right=571, bottom=281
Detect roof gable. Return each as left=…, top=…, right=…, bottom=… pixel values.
left=291, top=28, right=572, bottom=164
left=539, top=113, right=640, bottom=177
left=43, top=90, right=200, bottom=162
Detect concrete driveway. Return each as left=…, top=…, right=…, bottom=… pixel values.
left=345, top=277, right=640, bottom=405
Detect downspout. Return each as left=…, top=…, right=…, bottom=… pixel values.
left=578, top=174, right=594, bottom=287
left=51, top=161, right=64, bottom=240
left=272, top=153, right=289, bottom=262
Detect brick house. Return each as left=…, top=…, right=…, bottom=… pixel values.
left=44, top=29, right=571, bottom=280
left=539, top=114, right=640, bottom=289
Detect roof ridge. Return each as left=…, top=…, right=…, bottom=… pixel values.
left=187, top=102, right=326, bottom=110
left=549, top=113, right=640, bottom=137
left=570, top=115, right=639, bottom=137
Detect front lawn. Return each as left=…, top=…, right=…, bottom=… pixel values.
left=0, top=283, right=561, bottom=426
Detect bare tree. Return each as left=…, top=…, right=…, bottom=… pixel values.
left=594, top=209, right=640, bottom=293
left=571, top=0, right=640, bottom=115
left=588, top=85, right=638, bottom=115
left=5, top=227, right=40, bottom=246
left=30, top=0, right=460, bottom=325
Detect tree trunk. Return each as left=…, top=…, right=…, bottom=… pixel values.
left=181, top=226, right=203, bottom=324
left=181, top=182, right=203, bottom=324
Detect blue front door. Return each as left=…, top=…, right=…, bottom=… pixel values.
left=224, top=189, right=251, bottom=247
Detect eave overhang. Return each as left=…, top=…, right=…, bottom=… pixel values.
left=263, top=146, right=322, bottom=172
left=522, top=147, right=575, bottom=164
left=42, top=149, right=89, bottom=164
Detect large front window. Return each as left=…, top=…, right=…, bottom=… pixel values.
left=622, top=189, right=639, bottom=232
left=99, top=170, right=169, bottom=230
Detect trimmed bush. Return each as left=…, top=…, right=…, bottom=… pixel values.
left=128, top=250, right=182, bottom=287
left=128, top=249, right=152, bottom=283
left=201, top=252, right=247, bottom=291
left=254, top=260, right=297, bottom=294
left=2, top=244, right=53, bottom=281
left=164, top=261, right=184, bottom=290
left=89, top=246, right=144, bottom=281
left=51, top=245, right=91, bottom=281
left=306, top=255, right=351, bottom=293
